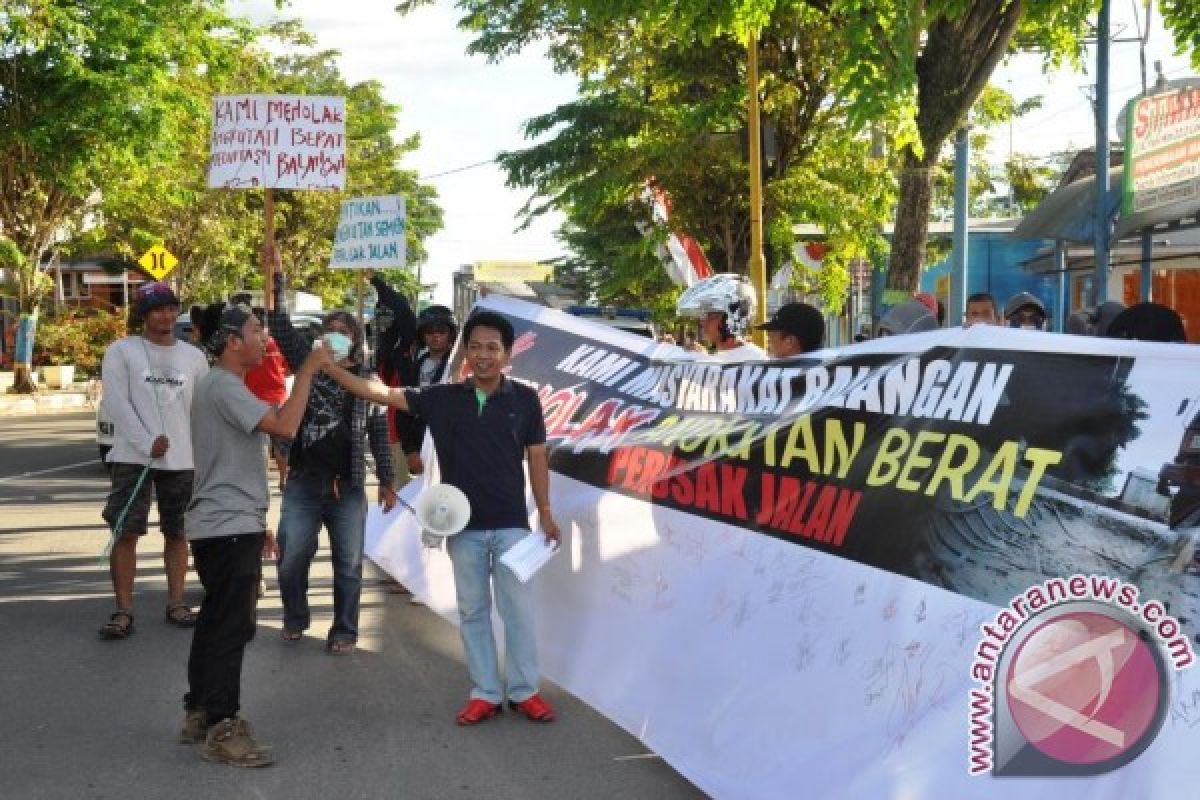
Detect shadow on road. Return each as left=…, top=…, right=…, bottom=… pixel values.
left=0, top=547, right=704, bottom=800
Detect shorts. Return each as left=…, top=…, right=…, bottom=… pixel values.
left=102, top=463, right=194, bottom=537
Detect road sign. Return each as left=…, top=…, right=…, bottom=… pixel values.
left=137, top=245, right=178, bottom=281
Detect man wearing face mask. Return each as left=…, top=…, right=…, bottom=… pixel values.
left=263, top=245, right=396, bottom=655
left=1003, top=292, right=1049, bottom=331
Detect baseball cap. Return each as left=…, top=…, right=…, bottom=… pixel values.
left=218, top=303, right=254, bottom=335
left=754, top=302, right=825, bottom=351
left=135, top=282, right=179, bottom=316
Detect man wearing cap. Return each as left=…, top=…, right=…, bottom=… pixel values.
left=181, top=304, right=330, bottom=765
left=755, top=302, right=825, bottom=358
left=98, top=282, right=210, bottom=639
left=1004, top=292, right=1048, bottom=331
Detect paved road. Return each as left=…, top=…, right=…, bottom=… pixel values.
left=0, top=413, right=705, bottom=799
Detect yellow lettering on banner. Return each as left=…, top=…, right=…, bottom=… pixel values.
left=896, top=430, right=946, bottom=492
left=865, top=427, right=1062, bottom=518
left=923, top=434, right=981, bottom=497
left=825, top=420, right=865, bottom=480
left=963, top=441, right=1019, bottom=511
left=779, top=417, right=820, bottom=472
left=867, top=428, right=909, bottom=486
left=1012, top=447, right=1063, bottom=517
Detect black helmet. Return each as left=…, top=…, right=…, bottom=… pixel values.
left=416, top=304, right=458, bottom=337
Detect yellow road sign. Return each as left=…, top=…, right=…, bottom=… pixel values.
left=138, top=245, right=178, bottom=281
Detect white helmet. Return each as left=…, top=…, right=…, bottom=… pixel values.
left=676, top=273, right=757, bottom=338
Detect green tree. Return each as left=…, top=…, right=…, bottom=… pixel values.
left=1160, top=1, right=1200, bottom=66
left=407, top=0, right=1115, bottom=301
left=64, top=20, right=443, bottom=312
left=421, top=2, right=894, bottom=311
left=1, top=0, right=263, bottom=389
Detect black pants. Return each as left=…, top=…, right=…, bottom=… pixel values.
left=185, top=534, right=263, bottom=726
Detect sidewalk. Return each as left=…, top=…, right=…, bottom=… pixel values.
left=0, top=386, right=92, bottom=416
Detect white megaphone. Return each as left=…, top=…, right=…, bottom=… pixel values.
left=405, top=483, right=471, bottom=538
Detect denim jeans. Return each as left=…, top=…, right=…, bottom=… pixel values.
left=446, top=527, right=539, bottom=704
left=275, top=469, right=367, bottom=643
left=186, top=533, right=263, bottom=725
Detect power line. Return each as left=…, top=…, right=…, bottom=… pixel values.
left=419, top=158, right=496, bottom=180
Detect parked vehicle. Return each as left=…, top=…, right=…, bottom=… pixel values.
left=565, top=305, right=656, bottom=338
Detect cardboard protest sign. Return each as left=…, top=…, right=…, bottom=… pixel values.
left=330, top=196, right=406, bottom=269
left=368, top=297, right=1200, bottom=799
left=207, top=94, right=346, bottom=190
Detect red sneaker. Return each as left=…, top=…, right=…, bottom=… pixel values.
left=508, top=694, right=556, bottom=723
left=455, top=698, right=501, bottom=726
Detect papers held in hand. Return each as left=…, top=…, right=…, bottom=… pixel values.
left=499, top=532, right=559, bottom=583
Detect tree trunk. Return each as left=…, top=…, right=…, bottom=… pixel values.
left=884, top=1, right=1025, bottom=296
left=12, top=364, right=37, bottom=394
left=887, top=155, right=935, bottom=293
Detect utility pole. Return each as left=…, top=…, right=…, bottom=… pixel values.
left=949, top=128, right=970, bottom=327
left=746, top=32, right=768, bottom=345
left=1093, top=0, right=1111, bottom=306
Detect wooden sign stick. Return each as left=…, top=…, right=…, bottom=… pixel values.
left=264, top=188, right=275, bottom=311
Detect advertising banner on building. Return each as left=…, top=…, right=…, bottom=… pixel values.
left=367, top=296, right=1200, bottom=798
left=1122, top=81, right=1200, bottom=215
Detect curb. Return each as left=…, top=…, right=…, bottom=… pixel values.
left=0, top=391, right=92, bottom=417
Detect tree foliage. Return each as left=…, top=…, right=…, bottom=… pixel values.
left=2, top=2, right=443, bottom=392
left=445, top=3, right=895, bottom=311
left=1160, top=0, right=1200, bottom=67
left=407, top=0, right=1112, bottom=304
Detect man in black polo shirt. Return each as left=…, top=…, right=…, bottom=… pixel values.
left=320, top=310, right=562, bottom=726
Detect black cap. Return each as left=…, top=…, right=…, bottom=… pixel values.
left=218, top=303, right=254, bottom=334
left=754, top=302, right=824, bottom=352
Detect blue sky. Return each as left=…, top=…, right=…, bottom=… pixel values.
left=233, top=1, right=1196, bottom=303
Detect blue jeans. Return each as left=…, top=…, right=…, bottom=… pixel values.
left=276, top=470, right=367, bottom=643
left=446, top=527, right=539, bottom=704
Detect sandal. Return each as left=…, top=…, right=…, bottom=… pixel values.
left=165, top=603, right=198, bottom=628
left=281, top=628, right=303, bottom=642
left=326, top=639, right=355, bottom=656
left=99, top=610, right=134, bottom=640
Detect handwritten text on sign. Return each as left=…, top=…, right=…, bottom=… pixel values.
left=207, top=95, right=346, bottom=190
left=330, top=196, right=407, bottom=269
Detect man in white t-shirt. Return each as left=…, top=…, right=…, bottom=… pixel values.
left=675, top=273, right=767, bottom=361
left=98, top=282, right=209, bottom=639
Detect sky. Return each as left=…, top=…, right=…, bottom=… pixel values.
left=233, top=0, right=577, bottom=304
left=231, top=1, right=1197, bottom=303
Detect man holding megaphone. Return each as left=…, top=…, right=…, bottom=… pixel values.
left=319, top=310, right=562, bottom=726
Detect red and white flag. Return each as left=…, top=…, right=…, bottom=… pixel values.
left=639, top=181, right=713, bottom=287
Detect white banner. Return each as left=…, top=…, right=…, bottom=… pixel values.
left=207, top=94, right=346, bottom=190
left=330, top=195, right=406, bottom=269
left=367, top=297, right=1200, bottom=799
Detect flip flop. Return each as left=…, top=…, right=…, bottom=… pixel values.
left=165, top=603, right=198, bottom=628
left=99, top=610, right=134, bottom=640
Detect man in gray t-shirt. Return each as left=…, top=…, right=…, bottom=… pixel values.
left=179, top=304, right=328, bottom=767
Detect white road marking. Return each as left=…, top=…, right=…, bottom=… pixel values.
left=0, top=459, right=101, bottom=484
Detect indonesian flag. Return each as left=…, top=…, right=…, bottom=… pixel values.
left=639, top=180, right=714, bottom=287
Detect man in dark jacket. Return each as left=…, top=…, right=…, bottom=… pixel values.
left=265, top=247, right=396, bottom=654
left=371, top=274, right=457, bottom=481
